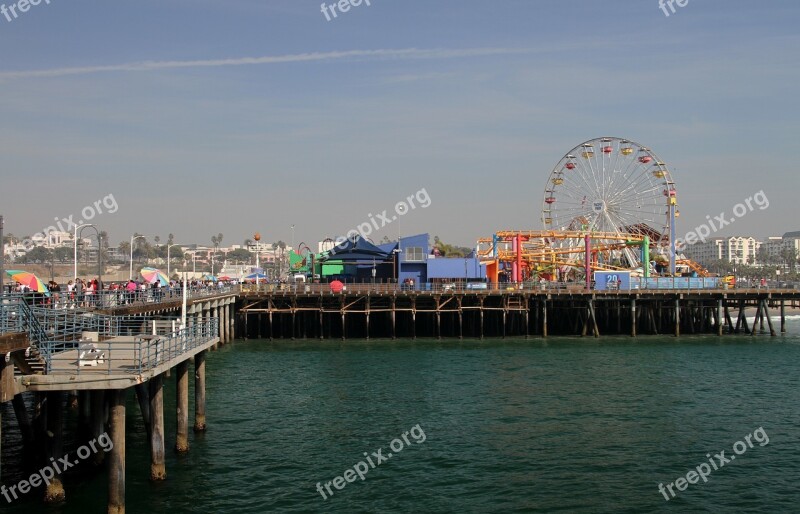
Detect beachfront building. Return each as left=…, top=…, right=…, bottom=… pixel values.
left=764, top=236, right=785, bottom=261
left=683, top=236, right=761, bottom=266
left=309, top=233, right=485, bottom=287
left=782, top=231, right=800, bottom=256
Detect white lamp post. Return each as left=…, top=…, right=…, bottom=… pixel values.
left=167, top=244, right=183, bottom=281
left=184, top=251, right=197, bottom=277
left=74, top=223, right=94, bottom=283
left=129, top=235, right=146, bottom=280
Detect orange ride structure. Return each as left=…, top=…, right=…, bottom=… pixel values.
left=478, top=137, right=707, bottom=286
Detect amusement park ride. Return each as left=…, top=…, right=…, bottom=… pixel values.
left=478, top=137, right=709, bottom=285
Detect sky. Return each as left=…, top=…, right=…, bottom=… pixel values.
left=1, top=0, right=798, bottom=249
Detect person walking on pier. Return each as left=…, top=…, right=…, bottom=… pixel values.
left=125, top=279, right=137, bottom=304
left=75, top=278, right=85, bottom=308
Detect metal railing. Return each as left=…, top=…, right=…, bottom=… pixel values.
left=41, top=317, right=219, bottom=375
left=238, top=280, right=800, bottom=295
left=0, top=285, right=235, bottom=312
left=2, top=291, right=221, bottom=377
left=0, top=296, right=48, bottom=346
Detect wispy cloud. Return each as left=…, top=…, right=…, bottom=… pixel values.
left=0, top=47, right=535, bottom=81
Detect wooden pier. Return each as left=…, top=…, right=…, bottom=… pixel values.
left=235, top=285, right=800, bottom=339
left=0, top=291, right=236, bottom=513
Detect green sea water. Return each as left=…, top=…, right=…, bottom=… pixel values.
left=3, top=323, right=800, bottom=513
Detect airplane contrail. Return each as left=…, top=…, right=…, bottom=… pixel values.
left=0, top=47, right=535, bottom=80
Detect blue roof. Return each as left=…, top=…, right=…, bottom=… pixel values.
left=322, top=236, right=390, bottom=262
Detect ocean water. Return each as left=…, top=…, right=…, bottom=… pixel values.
left=3, top=323, right=800, bottom=513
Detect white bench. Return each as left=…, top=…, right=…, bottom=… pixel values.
left=78, top=342, right=105, bottom=367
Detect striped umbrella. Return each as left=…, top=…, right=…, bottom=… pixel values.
left=140, top=267, right=169, bottom=286
left=6, top=270, right=50, bottom=294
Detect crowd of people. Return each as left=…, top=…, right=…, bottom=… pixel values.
left=5, top=278, right=229, bottom=309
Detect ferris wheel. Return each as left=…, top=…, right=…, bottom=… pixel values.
left=542, top=137, right=675, bottom=239
left=541, top=137, right=677, bottom=272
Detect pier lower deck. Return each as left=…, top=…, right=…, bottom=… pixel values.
left=15, top=334, right=220, bottom=392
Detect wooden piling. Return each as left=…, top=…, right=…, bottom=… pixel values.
left=176, top=361, right=190, bottom=453
left=460, top=298, right=465, bottom=339
left=366, top=296, right=371, bottom=340
left=90, top=390, right=107, bottom=466
left=12, top=395, right=34, bottom=446
left=229, top=303, right=235, bottom=340
left=412, top=297, right=417, bottom=340
left=479, top=297, right=485, bottom=339
left=630, top=298, right=636, bottom=337
left=542, top=299, right=548, bottom=338
left=194, top=350, right=207, bottom=432
left=134, top=383, right=151, bottom=441
left=390, top=297, right=396, bottom=339
left=763, top=299, right=777, bottom=336
left=781, top=299, right=786, bottom=333
left=319, top=302, right=324, bottom=340
left=674, top=298, right=680, bottom=337
left=44, top=391, right=65, bottom=503
left=108, top=389, right=127, bottom=514
left=1, top=363, right=17, bottom=478
left=149, top=374, right=166, bottom=481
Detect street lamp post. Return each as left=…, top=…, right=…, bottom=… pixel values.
left=74, top=223, right=94, bottom=283
left=166, top=244, right=183, bottom=281
left=129, top=235, right=147, bottom=280
left=185, top=251, right=197, bottom=276
left=77, top=225, right=102, bottom=289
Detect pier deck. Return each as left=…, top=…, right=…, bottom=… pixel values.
left=17, top=333, right=220, bottom=392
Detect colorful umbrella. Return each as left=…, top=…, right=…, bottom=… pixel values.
left=329, top=280, right=344, bottom=293
left=6, top=270, right=50, bottom=294
left=244, top=273, right=267, bottom=282
left=217, top=275, right=232, bottom=281
left=140, top=267, right=169, bottom=286
left=203, top=274, right=218, bottom=282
